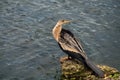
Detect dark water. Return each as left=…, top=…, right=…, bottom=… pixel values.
left=0, top=0, right=120, bottom=80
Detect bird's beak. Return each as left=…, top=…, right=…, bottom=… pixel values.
left=66, top=20, right=77, bottom=23
left=64, top=20, right=71, bottom=24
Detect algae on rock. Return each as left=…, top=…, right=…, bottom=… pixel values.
left=60, top=57, right=120, bottom=80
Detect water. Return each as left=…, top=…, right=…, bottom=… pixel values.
left=0, top=0, right=120, bottom=80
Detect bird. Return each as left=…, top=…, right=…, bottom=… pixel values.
left=52, top=19, right=104, bottom=77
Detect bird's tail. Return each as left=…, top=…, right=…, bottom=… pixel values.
left=85, top=59, right=104, bottom=77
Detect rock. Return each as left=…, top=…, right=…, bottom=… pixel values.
left=60, top=56, right=120, bottom=80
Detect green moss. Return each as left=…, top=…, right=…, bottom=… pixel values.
left=60, top=57, right=120, bottom=80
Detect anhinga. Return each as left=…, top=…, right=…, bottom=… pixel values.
left=52, top=20, right=104, bottom=77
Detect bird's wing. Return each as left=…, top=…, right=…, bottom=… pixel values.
left=59, top=32, right=87, bottom=59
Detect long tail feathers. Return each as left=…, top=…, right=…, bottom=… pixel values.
left=85, top=59, right=104, bottom=77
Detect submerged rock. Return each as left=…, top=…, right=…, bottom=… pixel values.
left=60, top=57, right=120, bottom=80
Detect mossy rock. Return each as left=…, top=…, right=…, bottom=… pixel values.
left=60, top=57, right=120, bottom=80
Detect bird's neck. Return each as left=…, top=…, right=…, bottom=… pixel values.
left=52, top=24, right=62, bottom=42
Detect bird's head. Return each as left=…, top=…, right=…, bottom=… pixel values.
left=52, top=20, right=71, bottom=42
left=57, top=20, right=71, bottom=25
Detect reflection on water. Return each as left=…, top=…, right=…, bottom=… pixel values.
left=0, top=0, right=120, bottom=79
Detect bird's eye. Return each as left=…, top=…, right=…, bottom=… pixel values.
left=61, top=20, right=64, bottom=22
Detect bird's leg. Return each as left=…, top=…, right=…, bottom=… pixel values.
left=68, top=55, right=72, bottom=60
left=60, top=56, right=72, bottom=63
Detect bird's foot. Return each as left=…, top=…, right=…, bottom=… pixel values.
left=60, top=56, right=72, bottom=63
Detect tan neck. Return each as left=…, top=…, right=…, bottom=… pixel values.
left=52, top=24, right=62, bottom=42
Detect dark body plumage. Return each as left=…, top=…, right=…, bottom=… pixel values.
left=58, top=28, right=104, bottom=77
